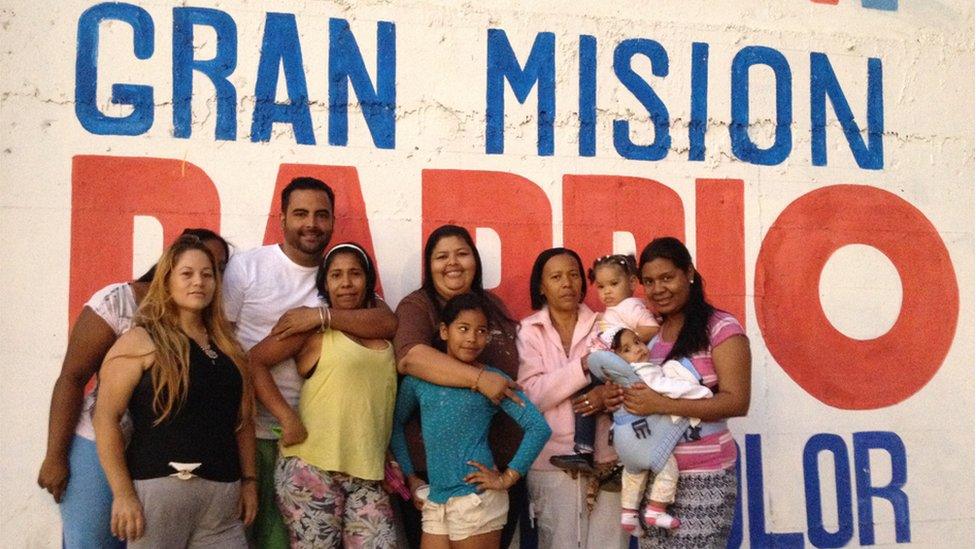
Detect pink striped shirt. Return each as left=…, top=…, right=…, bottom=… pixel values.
left=649, top=311, right=745, bottom=472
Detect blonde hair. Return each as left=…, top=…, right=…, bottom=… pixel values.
left=135, top=234, right=253, bottom=427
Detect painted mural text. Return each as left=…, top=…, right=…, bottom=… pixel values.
left=75, top=3, right=883, bottom=169
left=727, top=431, right=910, bottom=548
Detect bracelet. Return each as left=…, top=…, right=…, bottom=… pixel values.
left=324, top=306, right=332, bottom=331
left=471, top=366, right=486, bottom=392
left=317, top=307, right=327, bottom=333
left=502, top=468, right=520, bottom=487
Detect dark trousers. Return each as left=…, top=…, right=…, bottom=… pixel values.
left=573, top=380, right=601, bottom=452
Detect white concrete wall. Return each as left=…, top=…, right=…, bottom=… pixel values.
left=1, top=1, right=972, bottom=546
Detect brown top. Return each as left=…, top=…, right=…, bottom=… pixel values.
left=393, top=288, right=522, bottom=473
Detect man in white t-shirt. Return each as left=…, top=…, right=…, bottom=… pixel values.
left=222, top=176, right=397, bottom=548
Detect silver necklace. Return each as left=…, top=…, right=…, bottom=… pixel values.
left=200, top=339, right=218, bottom=363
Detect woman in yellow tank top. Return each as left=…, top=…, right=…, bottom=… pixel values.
left=248, top=242, right=398, bottom=548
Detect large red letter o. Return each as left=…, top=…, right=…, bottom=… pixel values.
left=755, top=185, right=958, bottom=409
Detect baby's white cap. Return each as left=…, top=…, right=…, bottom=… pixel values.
left=598, top=324, right=629, bottom=349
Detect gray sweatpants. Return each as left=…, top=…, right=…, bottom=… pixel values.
left=131, top=477, right=246, bottom=549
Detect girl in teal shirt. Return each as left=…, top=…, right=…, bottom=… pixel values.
left=390, top=293, right=551, bottom=548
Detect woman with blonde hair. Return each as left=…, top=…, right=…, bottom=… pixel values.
left=37, top=228, right=229, bottom=549
left=94, top=234, right=257, bottom=547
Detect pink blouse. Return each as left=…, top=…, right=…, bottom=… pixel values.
left=517, top=304, right=616, bottom=470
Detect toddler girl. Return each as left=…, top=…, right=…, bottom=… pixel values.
left=549, top=254, right=660, bottom=472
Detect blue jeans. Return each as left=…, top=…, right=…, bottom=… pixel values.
left=60, top=435, right=124, bottom=549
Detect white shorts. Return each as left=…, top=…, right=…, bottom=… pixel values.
left=421, top=489, right=509, bottom=541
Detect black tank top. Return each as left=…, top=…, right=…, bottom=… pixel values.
left=126, top=338, right=242, bottom=482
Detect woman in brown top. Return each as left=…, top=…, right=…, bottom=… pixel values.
left=393, top=224, right=530, bottom=548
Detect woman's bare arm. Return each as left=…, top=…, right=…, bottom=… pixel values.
left=37, top=307, right=117, bottom=502
left=247, top=332, right=315, bottom=445
left=398, top=344, right=522, bottom=406
left=93, top=328, right=155, bottom=541
left=269, top=300, right=398, bottom=340
left=236, top=418, right=258, bottom=526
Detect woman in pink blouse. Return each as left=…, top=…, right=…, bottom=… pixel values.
left=516, top=247, right=628, bottom=549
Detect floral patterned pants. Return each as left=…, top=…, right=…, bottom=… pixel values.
left=274, top=456, right=396, bottom=548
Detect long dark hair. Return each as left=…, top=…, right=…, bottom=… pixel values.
left=529, top=247, right=587, bottom=310
left=639, top=237, right=714, bottom=362
left=315, top=242, right=377, bottom=308
left=137, top=228, right=231, bottom=282
left=421, top=225, right=514, bottom=326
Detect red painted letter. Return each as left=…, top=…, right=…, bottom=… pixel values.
left=70, top=155, right=220, bottom=322
left=755, top=185, right=958, bottom=409
left=423, top=170, right=552, bottom=319
left=696, top=178, right=746, bottom=325
left=562, top=175, right=684, bottom=311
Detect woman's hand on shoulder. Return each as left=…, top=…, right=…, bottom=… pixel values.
left=270, top=306, right=321, bottom=340
left=110, top=493, right=145, bottom=542
left=476, top=369, right=524, bottom=407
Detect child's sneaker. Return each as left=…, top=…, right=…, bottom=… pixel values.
left=549, top=452, right=596, bottom=474
left=644, top=506, right=680, bottom=530
left=620, top=508, right=640, bottom=532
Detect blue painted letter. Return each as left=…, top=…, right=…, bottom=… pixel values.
left=689, top=42, right=709, bottom=161
left=853, top=431, right=910, bottom=544
left=727, top=440, right=743, bottom=549
left=75, top=2, right=154, bottom=135
left=328, top=19, right=396, bottom=149
left=804, top=434, right=854, bottom=548
left=579, top=35, right=597, bottom=157
left=730, top=46, right=792, bottom=165
left=612, top=39, right=671, bottom=161
left=746, top=434, right=804, bottom=548
left=251, top=13, right=314, bottom=145
left=173, top=7, right=237, bottom=140
left=810, top=53, right=883, bottom=169
left=485, top=29, right=555, bottom=156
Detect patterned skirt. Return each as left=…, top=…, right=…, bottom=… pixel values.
left=637, top=467, right=737, bottom=549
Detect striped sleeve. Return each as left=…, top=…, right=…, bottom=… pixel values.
left=708, top=311, right=745, bottom=349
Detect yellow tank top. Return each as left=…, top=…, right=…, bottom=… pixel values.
left=281, top=329, right=396, bottom=480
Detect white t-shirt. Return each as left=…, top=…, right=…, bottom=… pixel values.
left=222, top=244, right=322, bottom=439
left=75, top=283, right=138, bottom=440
